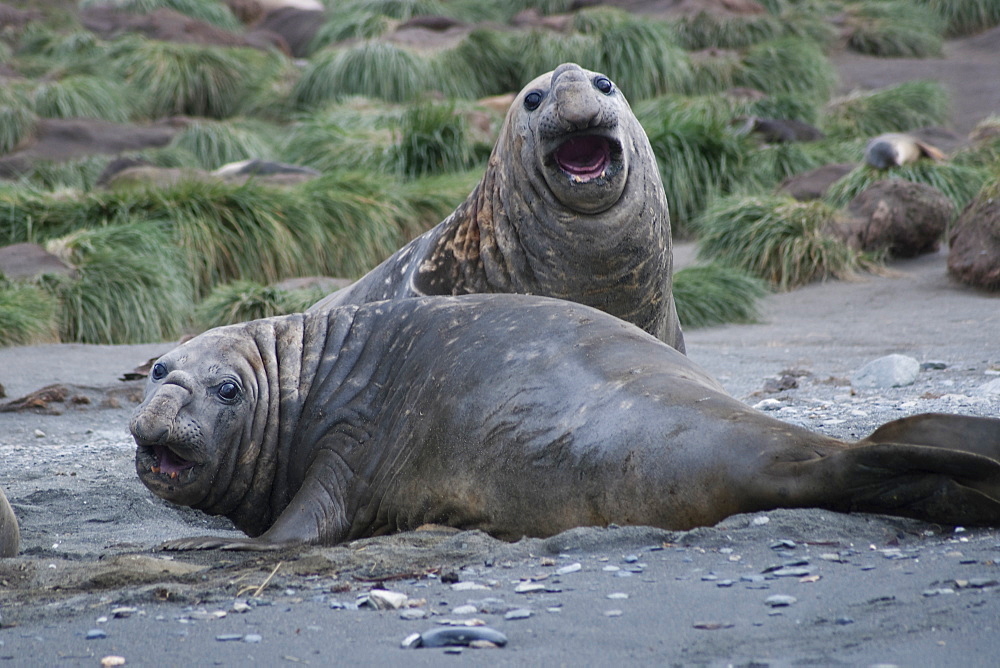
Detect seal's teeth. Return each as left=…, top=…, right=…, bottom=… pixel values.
left=169, top=471, right=178, bottom=480
left=151, top=466, right=160, bottom=474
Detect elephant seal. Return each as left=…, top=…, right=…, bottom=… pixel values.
left=130, top=295, right=1000, bottom=550
left=309, top=63, right=684, bottom=352
left=864, top=132, right=946, bottom=169
left=0, top=486, right=19, bottom=557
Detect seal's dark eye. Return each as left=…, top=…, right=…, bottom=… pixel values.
left=523, top=90, right=543, bottom=111
left=151, top=363, right=167, bottom=380
left=217, top=382, right=240, bottom=403
left=594, top=77, right=613, bottom=95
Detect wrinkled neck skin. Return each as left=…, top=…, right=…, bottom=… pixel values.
left=423, top=65, right=676, bottom=345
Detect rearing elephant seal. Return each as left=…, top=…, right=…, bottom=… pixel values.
left=309, top=63, right=684, bottom=352
left=131, top=295, right=1000, bottom=550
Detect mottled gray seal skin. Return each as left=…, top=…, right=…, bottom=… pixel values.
left=309, top=62, right=684, bottom=352
left=0, top=486, right=19, bottom=558
left=131, top=295, right=1000, bottom=550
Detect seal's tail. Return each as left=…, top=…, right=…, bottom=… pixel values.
left=849, top=413, right=1000, bottom=525
left=778, top=414, right=1000, bottom=526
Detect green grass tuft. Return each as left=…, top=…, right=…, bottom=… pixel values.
left=110, top=38, right=274, bottom=119
left=389, top=102, right=478, bottom=178
left=79, top=0, right=242, bottom=31
left=40, top=222, right=193, bottom=344
left=0, top=280, right=60, bottom=346
left=670, top=8, right=785, bottom=50
left=673, top=263, right=768, bottom=329
left=639, top=101, right=752, bottom=235
left=735, top=38, right=836, bottom=103
left=0, top=103, right=36, bottom=155
left=695, top=194, right=863, bottom=290
left=292, top=42, right=433, bottom=107
left=824, top=162, right=988, bottom=212
left=915, top=0, right=1000, bottom=36
left=846, top=1, right=944, bottom=58
left=822, top=80, right=950, bottom=138
left=430, top=29, right=523, bottom=99
left=31, top=75, right=134, bottom=122
left=170, top=120, right=278, bottom=170
left=195, top=280, right=324, bottom=329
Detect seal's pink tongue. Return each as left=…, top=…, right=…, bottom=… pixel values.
left=154, top=445, right=195, bottom=475
left=555, top=136, right=610, bottom=181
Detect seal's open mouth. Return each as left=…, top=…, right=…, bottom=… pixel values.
left=137, top=442, right=198, bottom=483
left=554, top=135, right=613, bottom=182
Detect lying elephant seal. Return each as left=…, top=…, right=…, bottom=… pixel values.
left=0, top=486, right=19, bottom=557
left=131, top=295, right=1000, bottom=550
left=309, top=63, right=684, bottom=352
left=864, top=132, right=946, bottom=169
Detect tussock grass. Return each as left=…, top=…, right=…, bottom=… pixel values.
left=79, top=0, right=242, bottom=31
left=955, top=116, right=1000, bottom=168
left=916, top=0, right=1000, bottom=36
left=673, top=263, right=767, bottom=329
left=846, top=1, right=944, bottom=58
left=170, top=120, right=278, bottom=170
left=16, top=155, right=111, bottom=192
left=395, top=169, right=482, bottom=237
left=295, top=172, right=412, bottom=277
left=735, top=38, right=836, bottom=103
left=743, top=138, right=864, bottom=191
left=824, top=163, right=988, bottom=212
left=670, top=9, right=785, bottom=50
left=430, top=29, right=523, bottom=99
left=639, top=101, right=751, bottom=234
left=695, top=194, right=863, bottom=290
left=572, top=8, right=693, bottom=100
left=31, top=75, right=134, bottom=122
left=195, top=280, right=324, bottom=329
left=822, top=80, right=950, bottom=138
left=0, top=103, right=36, bottom=155
left=292, top=42, right=433, bottom=107
left=41, top=222, right=193, bottom=344
left=0, top=281, right=59, bottom=346
left=282, top=102, right=394, bottom=173
left=513, top=31, right=603, bottom=83
left=390, top=102, right=477, bottom=178
left=110, top=38, right=273, bottom=119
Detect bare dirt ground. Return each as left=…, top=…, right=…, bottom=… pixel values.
left=0, top=29, right=998, bottom=667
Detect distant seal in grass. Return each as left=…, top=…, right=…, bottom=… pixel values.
left=309, top=62, right=685, bottom=352
left=0, top=487, right=18, bottom=557
left=864, top=132, right=946, bottom=169
left=130, top=295, right=1000, bottom=550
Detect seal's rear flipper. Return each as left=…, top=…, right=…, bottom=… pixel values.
left=861, top=413, right=1000, bottom=460
left=778, top=441, right=1000, bottom=526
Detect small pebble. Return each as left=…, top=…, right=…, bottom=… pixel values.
left=86, top=629, right=107, bottom=640
left=604, top=610, right=623, bottom=617
left=34, top=429, right=45, bottom=438
left=606, top=592, right=629, bottom=600
left=835, top=617, right=854, bottom=625
left=556, top=563, right=582, bottom=575
left=765, top=595, right=797, bottom=607
left=504, top=609, right=532, bottom=620
left=399, top=609, right=427, bottom=621
left=514, top=582, right=545, bottom=594
left=751, top=516, right=770, bottom=526
left=100, top=658, right=126, bottom=668
left=215, top=634, right=243, bottom=642
left=452, top=605, right=478, bottom=615
left=451, top=582, right=490, bottom=591
left=243, top=634, right=262, bottom=644
left=416, top=626, right=508, bottom=648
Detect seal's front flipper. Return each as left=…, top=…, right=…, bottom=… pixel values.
left=159, top=535, right=290, bottom=551
left=774, top=442, right=1000, bottom=526
left=861, top=413, right=1000, bottom=460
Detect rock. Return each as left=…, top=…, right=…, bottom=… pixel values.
left=851, top=354, right=920, bottom=388
left=734, top=116, right=825, bottom=143
left=412, top=626, right=508, bottom=649
left=366, top=589, right=408, bottom=610
left=948, top=182, right=1000, bottom=291
left=253, top=7, right=325, bottom=57
left=778, top=163, right=855, bottom=201
left=503, top=608, right=532, bottom=620
left=832, top=180, right=953, bottom=257
left=765, top=594, right=797, bottom=607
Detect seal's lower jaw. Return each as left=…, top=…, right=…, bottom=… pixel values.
left=135, top=442, right=205, bottom=504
